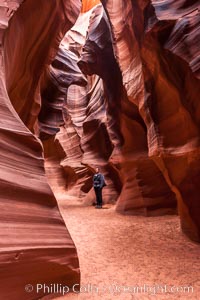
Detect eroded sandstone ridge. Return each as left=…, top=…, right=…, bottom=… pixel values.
left=40, top=2, right=176, bottom=215
left=100, top=0, right=200, bottom=241
left=0, top=1, right=81, bottom=299
left=38, top=0, right=200, bottom=243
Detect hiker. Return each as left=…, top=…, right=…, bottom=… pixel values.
left=93, top=167, right=106, bottom=208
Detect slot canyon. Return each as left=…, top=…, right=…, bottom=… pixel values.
left=0, top=0, right=200, bottom=299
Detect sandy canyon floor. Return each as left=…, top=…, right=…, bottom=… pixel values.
left=44, top=198, right=200, bottom=300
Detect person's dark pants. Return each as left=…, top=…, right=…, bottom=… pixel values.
left=94, top=187, right=102, bottom=207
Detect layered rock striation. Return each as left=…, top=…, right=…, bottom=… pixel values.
left=1, top=5, right=199, bottom=300
left=0, top=0, right=81, bottom=299
left=41, top=2, right=177, bottom=214
left=39, top=0, right=200, bottom=242
left=39, top=4, right=120, bottom=205
left=100, top=0, right=200, bottom=241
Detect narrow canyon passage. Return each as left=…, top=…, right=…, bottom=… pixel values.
left=1, top=1, right=200, bottom=299
left=46, top=199, right=200, bottom=300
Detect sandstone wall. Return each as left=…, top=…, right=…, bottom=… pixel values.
left=42, top=2, right=176, bottom=214
left=41, top=0, right=200, bottom=242
left=101, top=0, right=200, bottom=241
left=1, top=4, right=198, bottom=285
left=0, top=1, right=81, bottom=298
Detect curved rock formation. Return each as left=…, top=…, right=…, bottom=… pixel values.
left=0, top=0, right=81, bottom=299
left=4, top=0, right=81, bottom=133
left=78, top=3, right=177, bottom=214
left=101, top=0, right=200, bottom=241
left=1, top=5, right=199, bottom=299
left=38, top=0, right=200, bottom=241
left=40, top=2, right=177, bottom=214
left=11, top=0, right=198, bottom=244
left=39, top=4, right=120, bottom=205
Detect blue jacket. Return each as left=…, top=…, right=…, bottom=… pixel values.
left=93, top=173, right=105, bottom=188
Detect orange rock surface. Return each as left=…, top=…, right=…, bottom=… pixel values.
left=100, top=0, right=200, bottom=241
left=0, top=1, right=81, bottom=299
left=40, top=1, right=200, bottom=243
left=41, top=3, right=177, bottom=216
left=81, top=0, right=101, bottom=12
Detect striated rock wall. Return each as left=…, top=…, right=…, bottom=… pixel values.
left=4, top=0, right=81, bottom=133
left=40, top=2, right=177, bottom=214
left=0, top=0, right=81, bottom=299
left=79, top=2, right=177, bottom=215
left=41, top=2, right=175, bottom=211
left=33, top=0, right=200, bottom=242
left=1, top=5, right=197, bottom=286
left=39, top=4, right=120, bottom=205
left=100, top=0, right=200, bottom=241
